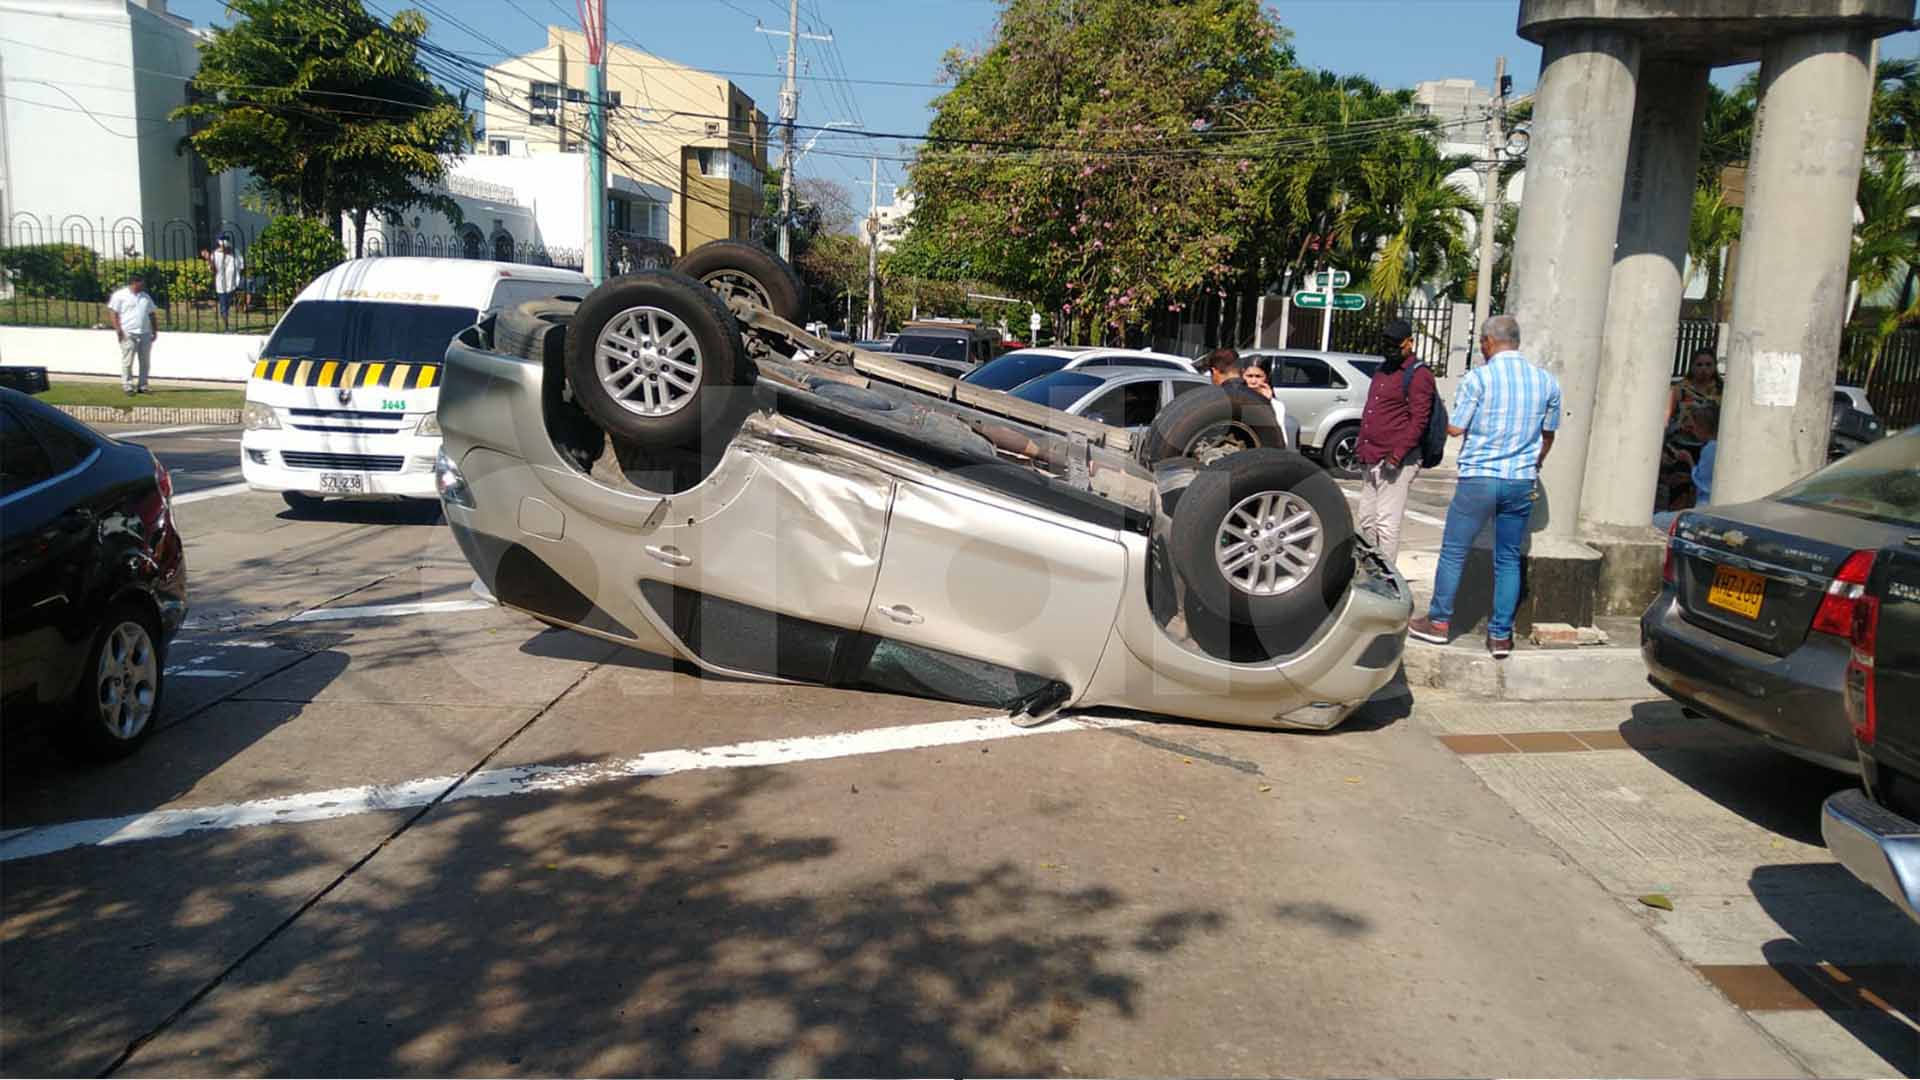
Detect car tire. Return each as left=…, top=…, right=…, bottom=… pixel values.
left=564, top=270, right=751, bottom=453
left=1320, top=422, right=1361, bottom=478
left=1137, top=385, right=1287, bottom=467
left=496, top=297, right=580, bottom=361
left=59, top=600, right=164, bottom=761
left=1169, top=448, right=1355, bottom=631
left=673, top=240, right=806, bottom=324
left=282, top=490, right=324, bottom=512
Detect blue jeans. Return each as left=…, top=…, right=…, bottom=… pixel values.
left=1429, top=477, right=1535, bottom=639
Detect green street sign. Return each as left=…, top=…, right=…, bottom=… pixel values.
left=1292, top=290, right=1367, bottom=311
left=1312, top=270, right=1351, bottom=288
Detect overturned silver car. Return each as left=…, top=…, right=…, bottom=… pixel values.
left=434, top=242, right=1409, bottom=730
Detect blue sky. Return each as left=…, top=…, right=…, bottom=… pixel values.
left=165, top=0, right=1919, bottom=199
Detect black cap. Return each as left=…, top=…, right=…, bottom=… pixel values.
left=1382, top=318, right=1413, bottom=345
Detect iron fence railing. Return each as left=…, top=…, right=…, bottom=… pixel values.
left=1673, top=319, right=1720, bottom=378
left=0, top=213, right=649, bottom=335
left=1284, top=299, right=1455, bottom=376
left=1840, top=323, right=1920, bottom=429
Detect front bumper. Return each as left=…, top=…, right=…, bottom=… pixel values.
left=1821, top=788, right=1920, bottom=924
left=1640, top=588, right=1856, bottom=771
left=240, top=431, right=441, bottom=499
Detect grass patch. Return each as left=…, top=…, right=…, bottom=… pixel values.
left=40, top=380, right=244, bottom=412
left=0, top=297, right=280, bottom=335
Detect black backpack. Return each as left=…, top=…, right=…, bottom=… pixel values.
left=1401, top=362, right=1448, bottom=469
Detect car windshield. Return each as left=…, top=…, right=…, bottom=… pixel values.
left=963, top=350, right=1070, bottom=390
left=264, top=300, right=482, bottom=366
left=1009, top=370, right=1106, bottom=410
left=891, top=334, right=967, bottom=362
left=1775, top=432, right=1920, bottom=526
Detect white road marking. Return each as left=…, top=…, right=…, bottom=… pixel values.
left=185, top=437, right=244, bottom=444
left=165, top=669, right=244, bottom=678
left=288, top=598, right=494, bottom=623
left=172, top=482, right=253, bottom=505
left=0, top=714, right=1135, bottom=862
left=111, top=424, right=236, bottom=439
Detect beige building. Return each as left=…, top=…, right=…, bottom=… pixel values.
left=481, top=27, right=769, bottom=256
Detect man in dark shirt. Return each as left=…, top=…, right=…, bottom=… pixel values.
left=1353, top=319, right=1436, bottom=563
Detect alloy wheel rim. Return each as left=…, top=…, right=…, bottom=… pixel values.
left=96, top=620, right=157, bottom=740
left=1215, top=490, right=1322, bottom=597
left=700, top=270, right=772, bottom=311
left=594, top=305, right=703, bottom=417
left=1331, top=432, right=1359, bottom=472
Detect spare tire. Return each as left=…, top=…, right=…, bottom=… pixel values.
left=564, top=270, right=750, bottom=452
left=1138, top=384, right=1287, bottom=468
left=674, top=240, right=807, bottom=324
left=1169, top=448, right=1354, bottom=631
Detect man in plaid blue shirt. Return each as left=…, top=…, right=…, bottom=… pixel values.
left=1407, top=315, right=1562, bottom=657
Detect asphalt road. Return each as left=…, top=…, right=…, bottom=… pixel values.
left=1, top=425, right=1913, bottom=1077
left=93, top=421, right=252, bottom=500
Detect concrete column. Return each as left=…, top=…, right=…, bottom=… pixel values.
left=1717, top=29, right=1875, bottom=506
left=1580, top=61, right=1711, bottom=535
left=1505, top=28, right=1642, bottom=538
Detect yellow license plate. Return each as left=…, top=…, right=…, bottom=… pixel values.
left=1707, top=566, right=1765, bottom=619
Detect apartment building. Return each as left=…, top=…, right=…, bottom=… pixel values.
left=481, top=27, right=769, bottom=257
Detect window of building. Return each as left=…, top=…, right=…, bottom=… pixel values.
left=529, top=81, right=559, bottom=125
left=488, top=138, right=509, bottom=156
left=609, top=196, right=631, bottom=232
left=565, top=87, right=586, bottom=103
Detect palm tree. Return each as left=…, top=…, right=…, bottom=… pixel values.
left=1847, top=153, right=1920, bottom=390
left=1334, top=137, right=1479, bottom=305
left=1869, top=57, right=1920, bottom=152
left=1687, top=184, right=1742, bottom=315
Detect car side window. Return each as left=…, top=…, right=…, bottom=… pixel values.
left=0, top=406, right=55, bottom=498
left=1280, top=358, right=1333, bottom=389
left=1170, top=379, right=1208, bottom=398
left=1833, top=391, right=1851, bottom=411
left=20, top=411, right=95, bottom=474
left=1082, top=382, right=1162, bottom=427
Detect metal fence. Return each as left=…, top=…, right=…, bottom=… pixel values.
left=1672, top=319, right=1719, bottom=378
left=1839, top=323, right=1920, bottom=429
left=0, top=213, right=661, bottom=335
left=1284, top=299, right=1455, bottom=376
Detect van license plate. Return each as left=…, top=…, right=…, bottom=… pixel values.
left=1707, top=565, right=1765, bottom=619
left=318, top=473, right=365, bottom=494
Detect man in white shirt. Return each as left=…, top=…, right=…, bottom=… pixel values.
left=106, top=274, right=158, bottom=394
left=205, top=236, right=244, bottom=329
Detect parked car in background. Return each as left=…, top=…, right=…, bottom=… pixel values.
left=1241, top=349, right=1385, bottom=477
left=1830, top=386, right=1887, bottom=461
left=893, top=353, right=977, bottom=380
left=1009, top=366, right=1298, bottom=448
left=1, top=388, right=187, bottom=759
left=1821, top=535, right=1920, bottom=925
left=1643, top=429, right=1920, bottom=772
left=961, top=347, right=1198, bottom=392
left=889, top=320, right=1004, bottom=366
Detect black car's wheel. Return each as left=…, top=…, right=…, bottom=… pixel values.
left=282, top=490, right=324, bottom=512
left=1169, top=448, right=1355, bottom=630
left=673, top=241, right=806, bottom=324
left=60, top=600, right=164, bottom=760
left=1137, top=385, right=1287, bottom=467
left=564, top=270, right=749, bottom=452
left=1320, top=422, right=1361, bottom=478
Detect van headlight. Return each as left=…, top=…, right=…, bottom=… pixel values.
left=434, top=449, right=474, bottom=508
left=242, top=401, right=280, bottom=430
left=416, top=412, right=442, bottom=436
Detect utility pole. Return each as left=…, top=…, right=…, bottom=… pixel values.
left=582, top=0, right=608, bottom=283
left=756, top=4, right=830, bottom=262
left=865, top=156, right=881, bottom=340
left=1471, top=56, right=1509, bottom=353
left=1276, top=266, right=1293, bottom=349
left=1318, top=268, right=1334, bottom=352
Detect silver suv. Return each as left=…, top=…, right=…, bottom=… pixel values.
left=1242, top=349, right=1384, bottom=476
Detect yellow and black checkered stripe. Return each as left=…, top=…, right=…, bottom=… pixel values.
left=249, top=358, right=440, bottom=390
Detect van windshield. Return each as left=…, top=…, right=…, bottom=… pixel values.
left=263, top=301, right=481, bottom=367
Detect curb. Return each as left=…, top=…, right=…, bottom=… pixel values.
left=1401, top=638, right=1652, bottom=701
left=53, top=404, right=241, bottom=425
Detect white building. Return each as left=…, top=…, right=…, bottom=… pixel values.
left=0, top=0, right=222, bottom=252
left=861, top=188, right=914, bottom=253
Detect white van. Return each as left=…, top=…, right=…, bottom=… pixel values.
left=241, top=258, right=590, bottom=506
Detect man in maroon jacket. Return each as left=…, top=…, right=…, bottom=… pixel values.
left=1353, top=319, right=1436, bottom=563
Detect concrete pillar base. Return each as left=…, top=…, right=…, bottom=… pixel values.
left=1580, top=523, right=1672, bottom=618
left=1443, top=534, right=1602, bottom=635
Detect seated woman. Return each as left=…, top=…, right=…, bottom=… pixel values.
left=1654, top=404, right=1718, bottom=528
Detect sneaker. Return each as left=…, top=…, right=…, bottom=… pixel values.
left=1407, top=616, right=1451, bottom=645
left=1487, top=634, right=1513, bottom=659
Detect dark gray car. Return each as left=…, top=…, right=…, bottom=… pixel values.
left=1643, top=429, right=1920, bottom=771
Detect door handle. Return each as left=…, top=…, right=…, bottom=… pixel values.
left=877, top=603, right=923, bottom=626
left=644, top=544, right=691, bottom=567
left=1332, top=396, right=1349, bottom=403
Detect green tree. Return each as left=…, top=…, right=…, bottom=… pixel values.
left=907, top=0, right=1291, bottom=339
left=1332, top=139, right=1477, bottom=304
left=252, top=215, right=346, bottom=304
left=1687, top=184, right=1742, bottom=316
left=174, top=0, right=473, bottom=256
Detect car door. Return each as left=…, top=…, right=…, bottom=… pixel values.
left=0, top=403, right=99, bottom=702
left=1075, top=378, right=1165, bottom=434
left=1274, top=355, right=1350, bottom=446
left=862, top=478, right=1127, bottom=696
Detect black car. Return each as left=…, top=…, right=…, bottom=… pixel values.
left=1643, top=429, right=1920, bottom=772
left=1, top=388, right=187, bottom=758
left=1829, top=387, right=1887, bottom=461
left=1821, top=537, right=1920, bottom=924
